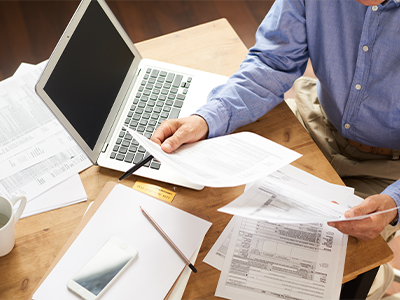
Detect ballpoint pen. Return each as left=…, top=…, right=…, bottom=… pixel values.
left=118, top=154, right=154, bottom=182
left=140, top=206, right=198, bottom=273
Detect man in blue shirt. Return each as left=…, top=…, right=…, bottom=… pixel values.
left=152, top=0, right=400, bottom=243
left=152, top=0, right=400, bottom=240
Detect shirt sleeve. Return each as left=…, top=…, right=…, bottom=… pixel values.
left=382, top=180, right=400, bottom=226
left=195, top=0, right=310, bottom=138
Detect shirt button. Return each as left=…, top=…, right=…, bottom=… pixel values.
left=363, top=45, right=369, bottom=52
left=372, top=6, right=378, bottom=11
left=355, top=84, right=362, bottom=90
left=344, top=123, right=351, bottom=129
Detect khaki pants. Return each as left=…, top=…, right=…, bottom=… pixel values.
left=290, top=77, right=400, bottom=242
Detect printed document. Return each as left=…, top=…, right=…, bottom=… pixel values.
left=125, top=127, right=302, bottom=187
left=219, top=170, right=397, bottom=223
left=0, top=62, right=92, bottom=200
left=204, top=166, right=349, bottom=300
left=214, top=216, right=346, bottom=300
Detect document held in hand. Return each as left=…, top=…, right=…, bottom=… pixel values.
left=124, top=127, right=302, bottom=188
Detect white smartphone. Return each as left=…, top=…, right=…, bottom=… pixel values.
left=67, top=237, right=138, bottom=300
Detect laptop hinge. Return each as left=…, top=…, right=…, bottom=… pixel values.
left=102, top=143, right=108, bottom=153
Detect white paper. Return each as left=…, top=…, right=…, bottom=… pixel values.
left=124, top=127, right=302, bottom=187
left=21, top=174, right=87, bottom=218
left=0, top=62, right=92, bottom=201
left=215, top=217, right=346, bottom=300
left=219, top=175, right=348, bottom=223
left=33, top=184, right=211, bottom=300
left=204, top=216, right=237, bottom=271
left=219, top=173, right=399, bottom=223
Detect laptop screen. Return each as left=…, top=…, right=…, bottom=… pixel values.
left=44, top=0, right=134, bottom=150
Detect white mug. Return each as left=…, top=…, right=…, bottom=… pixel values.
left=0, top=195, right=27, bottom=257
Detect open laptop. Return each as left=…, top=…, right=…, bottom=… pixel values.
left=35, top=0, right=228, bottom=190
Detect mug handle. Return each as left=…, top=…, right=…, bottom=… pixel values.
left=10, top=195, right=27, bottom=222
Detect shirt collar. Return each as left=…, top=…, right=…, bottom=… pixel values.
left=388, top=0, right=400, bottom=7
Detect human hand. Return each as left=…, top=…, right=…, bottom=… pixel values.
left=327, top=194, right=398, bottom=241
left=150, top=115, right=209, bottom=153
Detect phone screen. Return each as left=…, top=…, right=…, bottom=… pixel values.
left=72, top=241, right=136, bottom=296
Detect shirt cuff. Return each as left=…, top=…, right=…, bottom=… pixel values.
left=382, top=179, right=400, bottom=226
left=194, top=100, right=230, bottom=139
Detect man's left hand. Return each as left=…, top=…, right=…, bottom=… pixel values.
left=328, top=194, right=398, bottom=241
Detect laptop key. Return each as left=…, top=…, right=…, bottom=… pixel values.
left=116, top=153, right=125, bottom=161
left=124, top=152, right=134, bottom=163
left=176, top=94, right=185, bottom=100
left=134, top=153, right=144, bottom=163
left=129, top=145, right=137, bottom=152
left=174, top=100, right=184, bottom=108
left=151, top=69, right=159, bottom=78
left=110, top=152, right=117, bottom=159
left=119, top=147, right=128, bottom=154
left=168, top=107, right=180, bottom=119
left=166, top=73, right=175, bottom=83
left=150, top=161, right=161, bottom=170
left=172, top=75, right=183, bottom=88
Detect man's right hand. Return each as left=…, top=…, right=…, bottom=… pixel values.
left=150, top=115, right=209, bottom=153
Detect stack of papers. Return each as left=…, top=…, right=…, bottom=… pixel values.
left=0, top=62, right=92, bottom=217
left=205, top=165, right=356, bottom=300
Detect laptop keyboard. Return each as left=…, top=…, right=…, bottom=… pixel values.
left=109, top=67, right=192, bottom=170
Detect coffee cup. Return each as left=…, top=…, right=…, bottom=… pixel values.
left=0, top=195, right=27, bottom=257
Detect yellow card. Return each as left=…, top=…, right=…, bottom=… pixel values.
left=132, top=181, right=176, bottom=202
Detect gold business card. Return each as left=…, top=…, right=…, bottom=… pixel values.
left=132, top=181, right=176, bottom=202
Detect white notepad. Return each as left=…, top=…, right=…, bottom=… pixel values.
left=33, top=184, right=211, bottom=300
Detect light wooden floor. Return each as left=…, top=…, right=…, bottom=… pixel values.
left=1, top=0, right=399, bottom=297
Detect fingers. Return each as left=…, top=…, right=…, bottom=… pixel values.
left=328, top=217, right=382, bottom=241
left=327, top=194, right=397, bottom=241
left=150, top=115, right=209, bottom=153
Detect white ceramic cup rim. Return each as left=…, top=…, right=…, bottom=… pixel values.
left=0, top=197, right=13, bottom=231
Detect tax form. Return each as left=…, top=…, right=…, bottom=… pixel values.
left=215, top=216, right=346, bottom=300
left=204, top=166, right=348, bottom=300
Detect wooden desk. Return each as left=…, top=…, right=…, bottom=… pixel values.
left=0, top=19, right=393, bottom=300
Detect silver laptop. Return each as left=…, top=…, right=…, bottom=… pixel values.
left=35, top=0, right=228, bottom=190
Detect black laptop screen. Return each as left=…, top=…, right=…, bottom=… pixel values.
left=44, top=0, right=134, bottom=150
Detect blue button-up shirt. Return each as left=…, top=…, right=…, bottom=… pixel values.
left=195, top=0, right=400, bottom=212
